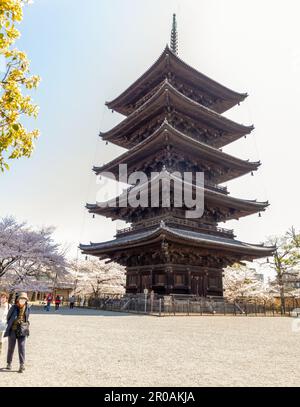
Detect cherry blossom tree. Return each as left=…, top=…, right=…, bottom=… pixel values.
left=70, top=258, right=125, bottom=298
left=0, top=216, right=68, bottom=289
left=224, top=263, right=271, bottom=303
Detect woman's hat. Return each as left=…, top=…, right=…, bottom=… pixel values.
left=18, top=292, right=29, bottom=300
left=0, top=292, right=9, bottom=299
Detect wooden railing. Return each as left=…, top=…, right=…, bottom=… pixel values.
left=116, top=217, right=234, bottom=237
left=205, top=181, right=228, bottom=194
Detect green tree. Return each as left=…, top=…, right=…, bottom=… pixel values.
left=0, top=0, right=40, bottom=171
left=267, top=227, right=300, bottom=313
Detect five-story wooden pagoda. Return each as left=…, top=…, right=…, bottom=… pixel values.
left=80, top=16, right=274, bottom=297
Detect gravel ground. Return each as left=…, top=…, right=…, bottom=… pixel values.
left=0, top=306, right=299, bottom=387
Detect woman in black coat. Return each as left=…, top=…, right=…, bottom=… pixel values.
left=4, top=292, right=30, bottom=373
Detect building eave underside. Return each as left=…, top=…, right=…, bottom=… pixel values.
left=102, top=81, right=253, bottom=145
left=95, top=122, right=259, bottom=179
left=86, top=170, right=269, bottom=219
left=106, top=46, right=247, bottom=115
left=80, top=225, right=275, bottom=259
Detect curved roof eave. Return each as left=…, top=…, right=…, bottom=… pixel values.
left=80, top=224, right=275, bottom=257
left=106, top=45, right=248, bottom=115
left=95, top=122, right=259, bottom=176
left=86, top=170, right=269, bottom=215
left=101, top=81, right=253, bottom=143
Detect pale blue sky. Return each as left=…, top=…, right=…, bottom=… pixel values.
left=0, top=0, right=299, bottom=259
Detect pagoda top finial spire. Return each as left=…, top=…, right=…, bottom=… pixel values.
left=170, top=13, right=178, bottom=55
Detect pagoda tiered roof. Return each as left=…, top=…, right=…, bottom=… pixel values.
left=86, top=170, right=269, bottom=221
left=106, top=45, right=248, bottom=116
left=102, top=81, right=253, bottom=149
left=95, top=122, right=260, bottom=184
left=80, top=223, right=275, bottom=260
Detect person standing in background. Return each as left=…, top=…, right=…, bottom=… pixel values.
left=0, top=292, right=10, bottom=356
left=46, top=293, right=53, bottom=312
left=69, top=295, right=75, bottom=309
left=55, top=295, right=61, bottom=311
